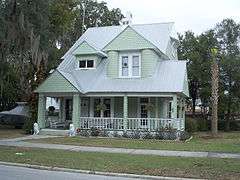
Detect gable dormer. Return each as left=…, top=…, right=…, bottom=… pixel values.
left=72, top=41, right=107, bottom=69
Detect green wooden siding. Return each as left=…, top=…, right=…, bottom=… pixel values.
left=107, top=51, right=118, bottom=78
left=141, top=49, right=160, bottom=77
left=36, top=71, right=78, bottom=93
left=73, top=41, right=97, bottom=55
left=104, top=26, right=155, bottom=51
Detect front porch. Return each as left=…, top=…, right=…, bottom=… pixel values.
left=37, top=93, right=186, bottom=132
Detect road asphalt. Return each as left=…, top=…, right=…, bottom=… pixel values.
left=0, top=164, right=137, bottom=180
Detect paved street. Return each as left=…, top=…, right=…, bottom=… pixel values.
left=0, top=165, right=138, bottom=180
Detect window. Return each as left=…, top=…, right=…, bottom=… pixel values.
left=121, top=56, right=129, bottom=76
left=119, top=53, right=141, bottom=78
left=79, top=60, right=94, bottom=69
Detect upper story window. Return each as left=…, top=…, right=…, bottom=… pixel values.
left=79, top=60, right=94, bottom=69
left=119, top=52, right=141, bottom=78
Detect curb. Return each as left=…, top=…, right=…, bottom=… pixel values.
left=0, top=161, right=204, bottom=180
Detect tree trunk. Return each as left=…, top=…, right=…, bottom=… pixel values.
left=211, top=57, right=219, bottom=137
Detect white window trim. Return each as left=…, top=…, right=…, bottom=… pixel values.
left=119, top=52, right=141, bottom=78
left=78, top=60, right=96, bottom=70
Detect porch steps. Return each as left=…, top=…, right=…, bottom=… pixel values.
left=39, top=129, right=68, bottom=136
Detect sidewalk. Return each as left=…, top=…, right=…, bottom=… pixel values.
left=1, top=135, right=240, bottom=159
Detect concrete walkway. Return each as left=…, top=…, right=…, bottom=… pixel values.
left=1, top=135, right=240, bottom=159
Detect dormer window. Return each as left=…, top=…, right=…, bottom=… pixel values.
left=119, top=52, right=141, bottom=78
left=79, top=60, right=94, bottom=69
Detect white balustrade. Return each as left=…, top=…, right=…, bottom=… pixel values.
left=79, top=117, right=184, bottom=131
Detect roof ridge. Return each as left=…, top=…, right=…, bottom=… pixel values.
left=131, top=22, right=174, bottom=26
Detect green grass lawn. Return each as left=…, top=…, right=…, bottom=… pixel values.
left=27, top=132, right=240, bottom=153
left=0, top=146, right=240, bottom=179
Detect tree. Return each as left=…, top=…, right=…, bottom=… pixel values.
left=215, top=19, right=240, bottom=131
left=210, top=48, right=219, bottom=136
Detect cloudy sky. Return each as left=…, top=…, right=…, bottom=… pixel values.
left=102, top=0, right=240, bottom=35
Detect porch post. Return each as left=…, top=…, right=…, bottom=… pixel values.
left=62, top=98, right=66, bottom=122
left=59, top=98, right=63, bottom=122
left=155, top=97, right=159, bottom=118
left=72, top=94, right=81, bottom=129
left=123, top=95, right=128, bottom=131
left=183, top=98, right=186, bottom=130
left=172, top=95, right=179, bottom=130
left=37, top=93, right=46, bottom=129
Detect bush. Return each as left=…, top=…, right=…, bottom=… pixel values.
left=23, top=117, right=35, bottom=134
left=179, top=131, right=191, bottom=141
left=99, top=129, right=109, bottom=137
left=185, top=117, right=198, bottom=133
left=79, top=129, right=90, bottom=137
left=122, top=131, right=130, bottom=138
left=90, top=127, right=100, bottom=136
left=142, top=131, right=154, bottom=139
left=131, top=130, right=141, bottom=139
left=113, top=131, right=121, bottom=138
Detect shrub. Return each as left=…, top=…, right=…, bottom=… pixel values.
left=185, top=117, right=198, bottom=133
left=122, top=131, right=130, bottom=138
left=179, top=131, right=191, bottom=141
left=79, top=129, right=90, bottom=137
left=90, top=127, right=100, bottom=136
left=155, top=128, right=165, bottom=140
left=142, top=131, right=154, bottom=139
left=131, top=130, right=141, bottom=139
left=23, top=117, right=35, bottom=134
left=99, top=129, right=109, bottom=137
left=113, top=131, right=121, bottom=138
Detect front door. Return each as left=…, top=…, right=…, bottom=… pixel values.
left=140, top=98, right=149, bottom=128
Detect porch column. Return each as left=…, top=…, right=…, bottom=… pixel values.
left=59, top=98, right=63, bottom=122
left=72, top=94, right=81, bottom=129
left=37, top=94, right=46, bottom=129
left=182, top=99, right=186, bottom=130
left=172, top=95, right=177, bottom=118
left=172, top=95, right=179, bottom=130
left=62, top=98, right=66, bottom=122
left=123, top=95, right=128, bottom=131
left=155, top=97, right=159, bottom=118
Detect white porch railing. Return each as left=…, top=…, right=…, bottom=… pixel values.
left=79, top=117, right=184, bottom=131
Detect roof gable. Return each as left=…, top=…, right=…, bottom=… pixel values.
left=72, top=41, right=97, bottom=55
left=35, top=70, right=78, bottom=93
left=103, top=26, right=156, bottom=51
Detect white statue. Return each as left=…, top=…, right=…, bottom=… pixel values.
left=33, top=123, right=39, bottom=135
left=69, top=124, right=75, bottom=136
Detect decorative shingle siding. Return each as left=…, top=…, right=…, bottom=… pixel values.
left=36, top=71, right=78, bottom=93
left=107, top=51, right=118, bottom=77
left=73, top=41, right=97, bottom=55
left=141, top=49, right=160, bottom=77
left=104, top=26, right=156, bottom=51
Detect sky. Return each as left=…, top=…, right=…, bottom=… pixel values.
left=101, top=0, right=240, bottom=35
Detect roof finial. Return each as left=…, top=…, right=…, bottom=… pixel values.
left=120, top=11, right=133, bottom=25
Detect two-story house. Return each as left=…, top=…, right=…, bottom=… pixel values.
left=35, top=22, right=189, bottom=134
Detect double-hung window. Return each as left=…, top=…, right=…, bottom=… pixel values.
left=119, top=52, right=141, bottom=78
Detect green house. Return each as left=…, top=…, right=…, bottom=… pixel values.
left=35, top=22, right=189, bottom=133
